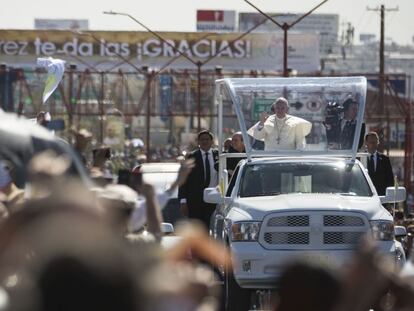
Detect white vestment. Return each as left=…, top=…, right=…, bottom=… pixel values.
left=247, top=114, right=312, bottom=151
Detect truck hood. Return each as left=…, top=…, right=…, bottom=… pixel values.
left=232, top=193, right=390, bottom=221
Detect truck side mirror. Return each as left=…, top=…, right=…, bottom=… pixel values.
left=395, top=225, right=407, bottom=238
left=380, top=187, right=406, bottom=204
left=204, top=187, right=224, bottom=204
left=161, top=222, right=174, bottom=235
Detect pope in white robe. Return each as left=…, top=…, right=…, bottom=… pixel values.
left=247, top=97, right=312, bottom=151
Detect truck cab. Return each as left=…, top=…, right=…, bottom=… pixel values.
left=205, top=77, right=406, bottom=311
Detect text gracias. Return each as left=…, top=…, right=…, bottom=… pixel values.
left=0, top=38, right=252, bottom=59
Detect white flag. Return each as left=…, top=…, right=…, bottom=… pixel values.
left=37, top=57, right=66, bottom=103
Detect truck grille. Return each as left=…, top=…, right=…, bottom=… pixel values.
left=264, top=232, right=309, bottom=244
left=267, top=215, right=309, bottom=227
left=323, top=232, right=364, bottom=244
left=324, top=215, right=364, bottom=227
left=260, top=212, right=368, bottom=250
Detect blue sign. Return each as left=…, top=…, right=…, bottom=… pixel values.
left=367, top=77, right=406, bottom=95
left=159, top=75, right=173, bottom=123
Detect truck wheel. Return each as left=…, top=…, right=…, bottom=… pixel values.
left=223, top=269, right=251, bottom=311
left=223, top=260, right=251, bottom=311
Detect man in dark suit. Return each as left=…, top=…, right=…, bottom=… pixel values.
left=178, top=130, right=219, bottom=228
left=226, top=131, right=246, bottom=177
left=325, top=97, right=365, bottom=150
left=365, top=132, right=394, bottom=195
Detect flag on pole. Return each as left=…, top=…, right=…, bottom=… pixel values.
left=394, top=175, right=399, bottom=191
left=37, top=57, right=66, bottom=103
left=393, top=174, right=398, bottom=218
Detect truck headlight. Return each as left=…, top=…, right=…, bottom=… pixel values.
left=231, top=222, right=261, bottom=241
left=395, top=248, right=405, bottom=266
left=370, top=220, right=394, bottom=241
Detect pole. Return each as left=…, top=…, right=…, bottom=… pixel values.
left=103, top=11, right=195, bottom=65
left=100, top=71, right=105, bottom=144
left=68, top=64, right=76, bottom=131
left=283, top=24, right=288, bottom=77
left=146, top=71, right=152, bottom=161
left=379, top=5, right=385, bottom=115
left=386, top=107, right=390, bottom=156
left=73, top=30, right=143, bottom=73
left=367, top=5, right=398, bottom=143
left=406, top=75, right=412, bottom=193
left=104, top=9, right=281, bottom=139
left=16, top=70, right=24, bottom=116
left=405, top=111, right=411, bottom=191
left=197, top=62, right=202, bottom=132
left=244, top=0, right=328, bottom=75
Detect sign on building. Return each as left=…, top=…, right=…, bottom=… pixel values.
left=367, top=76, right=406, bottom=95
left=34, top=19, right=89, bottom=30
left=239, top=13, right=338, bottom=54
left=252, top=98, right=274, bottom=120
left=0, top=30, right=319, bottom=73
left=360, top=33, right=376, bottom=44
left=197, top=10, right=235, bottom=32
left=159, top=75, right=173, bottom=123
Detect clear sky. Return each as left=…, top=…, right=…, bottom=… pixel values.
left=0, top=0, right=413, bottom=45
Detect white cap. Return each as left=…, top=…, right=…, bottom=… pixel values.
left=96, top=184, right=147, bottom=231
left=99, top=184, right=139, bottom=206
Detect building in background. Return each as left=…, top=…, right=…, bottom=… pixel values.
left=360, top=33, right=376, bottom=45
left=34, top=19, right=89, bottom=30
left=196, top=10, right=235, bottom=32
left=238, top=12, right=339, bottom=55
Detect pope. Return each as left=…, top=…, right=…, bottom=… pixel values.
left=248, top=97, right=312, bottom=151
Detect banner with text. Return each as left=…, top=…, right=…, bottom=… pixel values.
left=0, top=30, right=319, bottom=72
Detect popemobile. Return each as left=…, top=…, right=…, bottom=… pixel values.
left=204, top=77, right=407, bottom=311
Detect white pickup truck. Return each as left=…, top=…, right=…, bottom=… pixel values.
left=205, top=77, right=406, bottom=311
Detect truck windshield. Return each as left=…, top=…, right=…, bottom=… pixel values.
left=239, top=162, right=372, bottom=197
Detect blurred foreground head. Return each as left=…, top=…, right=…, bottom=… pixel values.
left=0, top=160, right=24, bottom=213
left=94, top=184, right=139, bottom=233
left=273, top=260, right=341, bottom=311
left=0, top=195, right=150, bottom=311
left=143, top=221, right=225, bottom=311
left=35, top=211, right=138, bottom=311
left=146, top=262, right=220, bottom=311
left=26, top=151, right=72, bottom=200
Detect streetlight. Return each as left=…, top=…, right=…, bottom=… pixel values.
left=104, top=10, right=273, bottom=132
left=140, top=65, right=153, bottom=160
left=244, top=0, right=329, bottom=77
left=72, top=30, right=144, bottom=73
left=103, top=10, right=205, bottom=132
left=72, top=30, right=152, bottom=147
left=103, top=10, right=202, bottom=157
left=103, top=11, right=196, bottom=65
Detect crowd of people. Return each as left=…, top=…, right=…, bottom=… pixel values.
left=1, top=109, right=414, bottom=311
